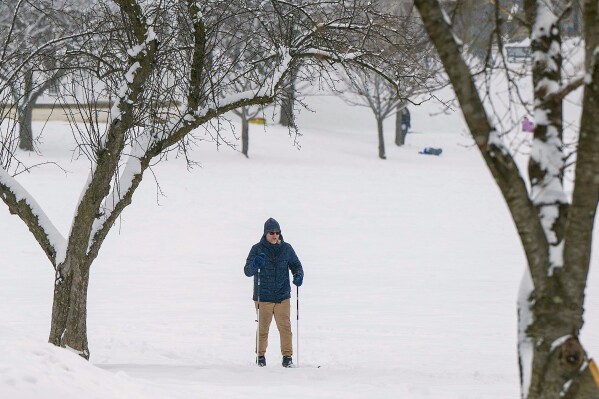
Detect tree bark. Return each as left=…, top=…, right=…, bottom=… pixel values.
left=395, top=104, right=405, bottom=146
left=18, top=104, right=34, bottom=151
left=18, top=70, right=34, bottom=151
left=241, top=107, right=249, bottom=158
left=279, top=69, right=296, bottom=128
left=48, top=256, right=91, bottom=359
left=377, top=117, right=386, bottom=159
left=413, top=1, right=599, bottom=398
left=16, top=69, right=62, bottom=152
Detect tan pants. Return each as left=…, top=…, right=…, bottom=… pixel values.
left=255, top=299, right=292, bottom=357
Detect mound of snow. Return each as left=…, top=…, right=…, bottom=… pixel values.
left=1, top=327, right=167, bottom=399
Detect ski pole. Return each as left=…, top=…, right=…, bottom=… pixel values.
left=296, top=285, right=299, bottom=367
left=256, top=267, right=261, bottom=364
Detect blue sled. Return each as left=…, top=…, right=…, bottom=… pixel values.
left=419, top=147, right=443, bottom=156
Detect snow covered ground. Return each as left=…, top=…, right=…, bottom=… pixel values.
left=2, top=91, right=599, bottom=399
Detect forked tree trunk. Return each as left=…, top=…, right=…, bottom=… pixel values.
left=48, top=256, right=91, bottom=359
left=413, top=1, right=599, bottom=397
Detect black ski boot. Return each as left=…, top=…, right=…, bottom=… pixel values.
left=257, top=356, right=266, bottom=367
left=282, top=356, right=294, bottom=368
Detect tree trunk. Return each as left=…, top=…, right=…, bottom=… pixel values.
left=413, top=1, right=599, bottom=397
left=279, top=69, right=296, bottom=127
left=521, top=274, right=599, bottom=399
left=395, top=104, right=405, bottom=146
left=48, top=256, right=91, bottom=360
left=18, top=105, right=34, bottom=151
left=18, top=70, right=34, bottom=152
left=377, top=118, right=386, bottom=159
left=241, top=107, right=249, bottom=158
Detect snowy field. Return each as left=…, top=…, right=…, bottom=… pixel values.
left=2, top=91, right=599, bottom=399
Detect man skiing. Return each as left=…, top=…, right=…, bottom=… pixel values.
left=244, top=217, right=304, bottom=368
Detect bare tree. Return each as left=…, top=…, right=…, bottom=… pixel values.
left=231, top=104, right=265, bottom=157
left=340, top=1, right=442, bottom=158
left=0, top=0, right=82, bottom=151
left=341, top=66, right=439, bottom=158
left=414, top=0, right=599, bottom=398
left=0, top=0, right=404, bottom=359
left=342, top=71, right=402, bottom=159
left=221, top=7, right=270, bottom=158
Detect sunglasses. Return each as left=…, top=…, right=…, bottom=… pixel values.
left=267, top=231, right=280, bottom=236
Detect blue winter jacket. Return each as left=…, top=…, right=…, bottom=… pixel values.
left=244, top=233, right=303, bottom=303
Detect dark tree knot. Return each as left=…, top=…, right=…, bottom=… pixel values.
left=560, top=337, right=585, bottom=371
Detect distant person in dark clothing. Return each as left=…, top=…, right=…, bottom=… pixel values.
left=396, top=106, right=412, bottom=146
left=419, top=147, right=443, bottom=156
left=244, top=217, right=304, bottom=368
left=401, top=107, right=411, bottom=137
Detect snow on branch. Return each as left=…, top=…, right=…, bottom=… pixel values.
left=87, top=134, right=150, bottom=255
left=488, top=129, right=511, bottom=156
left=0, top=167, right=66, bottom=266
left=301, top=48, right=364, bottom=62
left=518, top=266, right=534, bottom=397
left=154, top=45, right=295, bottom=146
left=109, top=27, right=157, bottom=125
left=527, top=4, right=568, bottom=276
left=127, top=27, right=156, bottom=58
left=531, top=7, right=560, bottom=74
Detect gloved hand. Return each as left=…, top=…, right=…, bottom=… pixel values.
left=252, top=253, right=266, bottom=271
left=293, top=274, right=303, bottom=287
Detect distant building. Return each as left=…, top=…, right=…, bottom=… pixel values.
left=505, top=38, right=531, bottom=63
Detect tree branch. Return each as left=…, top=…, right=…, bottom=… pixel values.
left=0, top=167, right=66, bottom=267
left=413, top=0, right=549, bottom=290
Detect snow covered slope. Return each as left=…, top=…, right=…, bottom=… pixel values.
left=1, top=90, right=598, bottom=399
